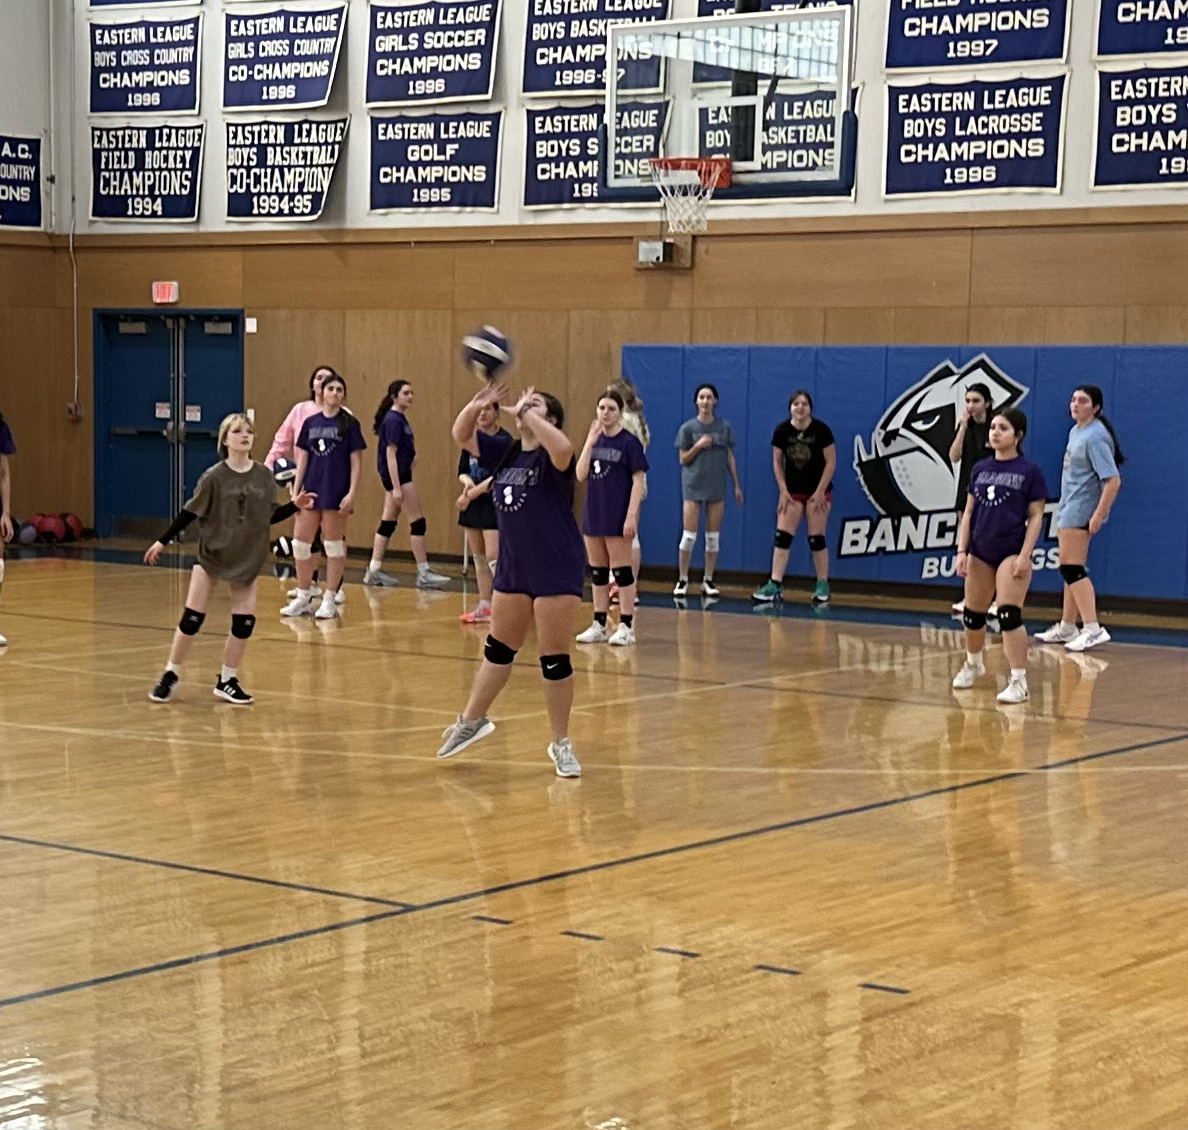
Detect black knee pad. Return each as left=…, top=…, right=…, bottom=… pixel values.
left=773, top=529, right=793, bottom=549
left=483, top=635, right=517, bottom=666
left=612, top=565, right=635, bottom=588
left=589, top=565, right=611, bottom=587
left=230, top=613, right=256, bottom=640
left=962, top=607, right=988, bottom=631
left=540, top=653, right=573, bottom=681
left=409, top=517, right=427, bottom=537
left=178, top=607, right=205, bottom=636
left=807, top=534, right=827, bottom=552
left=996, top=604, right=1023, bottom=632
left=1059, top=563, right=1088, bottom=586
left=377, top=519, right=397, bottom=538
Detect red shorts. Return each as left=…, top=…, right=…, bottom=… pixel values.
left=787, top=489, right=832, bottom=505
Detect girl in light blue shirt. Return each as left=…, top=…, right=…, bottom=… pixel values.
left=1036, top=385, right=1123, bottom=652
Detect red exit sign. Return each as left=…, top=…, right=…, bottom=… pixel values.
left=152, top=281, right=179, bottom=304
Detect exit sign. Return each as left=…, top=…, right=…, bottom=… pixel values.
left=152, top=281, right=179, bottom=304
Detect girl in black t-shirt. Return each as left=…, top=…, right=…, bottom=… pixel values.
left=948, top=381, right=993, bottom=614
left=752, top=390, right=836, bottom=605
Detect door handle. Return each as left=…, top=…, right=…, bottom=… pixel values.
left=111, top=426, right=166, bottom=437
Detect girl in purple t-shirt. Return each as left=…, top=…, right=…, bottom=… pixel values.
left=952, top=408, right=1049, bottom=705
left=438, top=381, right=584, bottom=779
left=575, top=389, right=648, bottom=647
left=283, top=373, right=366, bottom=621
left=364, top=379, right=448, bottom=590
left=0, top=411, right=16, bottom=648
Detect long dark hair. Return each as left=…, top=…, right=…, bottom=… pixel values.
left=373, top=379, right=410, bottom=435
left=993, top=408, right=1028, bottom=454
left=309, top=365, right=337, bottom=400
left=1076, top=385, right=1125, bottom=466
left=966, top=382, right=993, bottom=416
left=598, top=389, right=625, bottom=412
left=491, top=391, right=567, bottom=479
left=321, top=374, right=355, bottom=439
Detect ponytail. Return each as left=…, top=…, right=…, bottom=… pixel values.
left=1098, top=413, right=1125, bottom=467
left=373, top=379, right=409, bottom=435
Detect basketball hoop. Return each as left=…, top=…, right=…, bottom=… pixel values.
left=647, top=157, right=731, bottom=235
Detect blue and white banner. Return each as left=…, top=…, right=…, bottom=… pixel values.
left=887, top=0, right=1069, bottom=69
left=693, top=0, right=855, bottom=84
left=0, top=136, right=42, bottom=230
left=700, top=88, right=841, bottom=178
left=371, top=110, right=502, bottom=211
left=91, top=123, right=204, bottom=222
left=1096, top=0, right=1188, bottom=58
left=91, top=0, right=197, bottom=6
left=1094, top=65, right=1188, bottom=188
left=226, top=117, right=348, bottom=221
left=523, top=0, right=669, bottom=97
left=367, top=0, right=502, bottom=106
left=90, top=15, right=202, bottom=116
left=885, top=75, right=1066, bottom=197
left=224, top=5, right=346, bottom=112
left=524, top=101, right=666, bottom=207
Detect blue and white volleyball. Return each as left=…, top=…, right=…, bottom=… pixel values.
left=461, top=325, right=512, bottom=379
left=273, top=457, right=297, bottom=485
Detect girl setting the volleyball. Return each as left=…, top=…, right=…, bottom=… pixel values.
left=146, top=414, right=315, bottom=705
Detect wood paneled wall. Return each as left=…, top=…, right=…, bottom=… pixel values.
left=6, top=209, right=1185, bottom=554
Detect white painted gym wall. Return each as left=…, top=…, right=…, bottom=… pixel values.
left=52, top=0, right=1186, bottom=233
left=1, top=0, right=53, bottom=225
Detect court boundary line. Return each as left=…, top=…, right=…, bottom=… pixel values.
left=4, top=729, right=1184, bottom=1013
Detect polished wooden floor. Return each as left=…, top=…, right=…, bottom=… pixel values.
left=1, top=554, right=1187, bottom=1130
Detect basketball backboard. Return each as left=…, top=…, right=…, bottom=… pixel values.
left=602, top=7, right=856, bottom=200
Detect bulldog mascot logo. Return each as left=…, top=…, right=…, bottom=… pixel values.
left=854, top=354, right=1028, bottom=517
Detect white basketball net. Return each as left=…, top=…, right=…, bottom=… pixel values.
left=648, top=160, right=728, bottom=235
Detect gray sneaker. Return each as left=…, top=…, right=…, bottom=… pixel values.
left=547, top=738, right=581, bottom=778
left=416, top=568, right=450, bottom=588
left=363, top=568, right=399, bottom=587
left=436, top=715, right=495, bottom=759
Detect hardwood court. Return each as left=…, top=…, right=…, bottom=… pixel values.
left=1, top=555, right=1186, bottom=1130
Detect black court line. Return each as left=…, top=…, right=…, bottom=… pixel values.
left=0, top=832, right=414, bottom=909
left=471, top=914, right=512, bottom=925
left=560, top=930, right=605, bottom=942
left=860, top=982, right=911, bottom=995
left=2, top=731, right=1184, bottom=1013
left=655, top=946, right=700, bottom=959
left=0, top=905, right=413, bottom=1010
left=754, top=964, right=801, bottom=976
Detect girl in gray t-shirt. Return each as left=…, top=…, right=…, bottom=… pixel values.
left=673, top=383, right=744, bottom=599
left=144, top=414, right=315, bottom=706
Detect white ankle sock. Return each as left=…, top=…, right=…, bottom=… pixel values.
left=967, top=651, right=982, bottom=666
left=220, top=665, right=236, bottom=682
left=1010, top=667, right=1027, bottom=681
left=166, top=661, right=181, bottom=675
left=369, top=558, right=383, bottom=573
left=1084, top=621, right=1100, bottom=634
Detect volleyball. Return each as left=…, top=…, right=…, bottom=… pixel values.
left=461, top=325, right=512, bottom=380
left=273, top=457, right=297, bottom=484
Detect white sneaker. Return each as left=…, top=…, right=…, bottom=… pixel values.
left=701, top=578, right=720, bottom=598
left=334, top=587, right=346, bottom=605
left=952, top=657, right=986, bottom=689
left=1065, top=626, right=1110, bottom=652
left=288, top=583, right=322, bottom=599
left=314, top=592, right=338, bottom=620
left=362, top=568, right=399, bottom=587
left=575, top=621, right=609, bottom=644
left=672, top=578, right=688, bottom=597
left=280, top=593, right=313, bottom=617
left=951, top=599, right=965, bottom=614
left=437, top=715, right=495, bottom=758
left=0, top=631, right=7, bottom=648
left=547, top=738, right=581, bottom=778
left=996, top=676, right=1029, bottom=704
left=416, top=568, right=450, bottom=588
left=1037, top=621, right=1078, bottom=644
left=608, top=623, right=636, bottom=646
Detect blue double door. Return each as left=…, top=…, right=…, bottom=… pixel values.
left=95, top=311, right=245, bottom=536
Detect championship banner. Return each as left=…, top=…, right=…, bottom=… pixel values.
left=90, top=14, right=202, bottom=116
left=693, top=0, right=854, bottom=84
left=91, top=123, right=204, bottom=221
left=0, top=136, right=42, bottom=230
left=1096, top=0, right=1188, bottom=57
left=1094, top=65, right=1188, bottom=188
left=886, top=0, right=1069, bottom=69
left=226, top=117, right=348, bottom=221
left=371, top=110, right=502, bottom=211
left=522, top=0, right=669, bottom=97
left=523, top=101, right=666, bottom=207
left=700, top=88, right=841, bottom=179
left=367, top=0, right=502, bottom=107
left=223, top=5, right=347, bottom=112
left=884, top=75, right=1066, bottom=197
left=91, top=0, right=198, bottom=6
